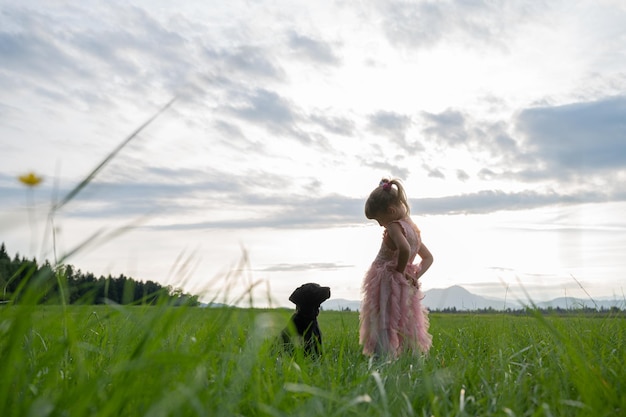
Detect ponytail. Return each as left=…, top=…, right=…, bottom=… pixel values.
left=364, top=178, right=410, bottom=218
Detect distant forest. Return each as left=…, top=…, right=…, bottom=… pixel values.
left=0, top=243, right=199, bottom=306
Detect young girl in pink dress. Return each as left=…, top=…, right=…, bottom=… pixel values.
left=359, top=178, right=434, bottom=359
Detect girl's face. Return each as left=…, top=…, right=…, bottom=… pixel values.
left=372, top=204, right=406, bottom=227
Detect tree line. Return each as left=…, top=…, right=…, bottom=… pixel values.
left=430, top=305, right=625, bottom=316
left=0, top=243, right=199, bottom=306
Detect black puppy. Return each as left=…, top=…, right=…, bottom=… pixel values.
left=280, top=283, right=331, bottom=357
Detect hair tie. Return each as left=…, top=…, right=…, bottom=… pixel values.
left=379, top=180, right=392, bottom=191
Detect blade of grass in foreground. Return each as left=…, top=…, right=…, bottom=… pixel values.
left=52, top=97, right=176, bottom=213
left=40, top=97, right=176, bottom=266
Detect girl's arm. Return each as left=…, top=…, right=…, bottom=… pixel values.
left=386, top=222, right=410, bottom=273
left=415, top=243, right=433, bottom=279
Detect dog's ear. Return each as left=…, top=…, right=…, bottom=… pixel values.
left=289, top=285, right=306, bottom=305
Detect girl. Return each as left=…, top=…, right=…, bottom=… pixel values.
left=359, top=178, right=433, bottom=358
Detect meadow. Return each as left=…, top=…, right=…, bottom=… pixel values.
left=1, top=303, right=624, bottom=417
left=6, top=88, right=624, bottom=417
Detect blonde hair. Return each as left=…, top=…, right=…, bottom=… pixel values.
left=364, top=178, right=410, bottom=219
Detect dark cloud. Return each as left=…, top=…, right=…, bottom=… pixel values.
left=483, top=121, right=518, bottom=152
left=222, top=88, right=341, bottom=149
left=287, top=31, right=340, bottom=65
left=516, top=96, right=626, bottom=178
left=259, top=262, right=352, bottom=272
left=146, top=193, right=363, bottom=231
left=369, top=110, right=411, bottom=133
left=368, top=111, right=412, bottom=146
left=0, top=183, right=27, bottom=203
left=421, top=109, right=468, bottom=146
left=203, top=45, right=285, bottom=81
left=376, top=0, right=547, bottom=50
left=0, top=28, right=77, bottom=80
left=224, top=88, right=303, bottom=138
left=309, top=113, right=355, bottom=137
left=0, top=4, right=194, bottom=107
left=426, top=166, right=445, bottom=179
left=0, top=165, right=287, bottom=219
left=132, top=185, right=626, bottom=229
left=213, top=120, right=246, bottom=141
left=418, top=108, right=520, bottom=179
left=356, top=156, right=411, bottom=180
left=420, top=109, right=518, bottom=158
left=456, top=169, right=470, bottom=181
left=478, top=168, right=497, bottom=180
left=418, top=96, right=626, bottom=196
left=4, top=161, right=624, bottom=229
left=378, top=1, right=447, bottom=48
left=413, top=188, right=623, bottom=216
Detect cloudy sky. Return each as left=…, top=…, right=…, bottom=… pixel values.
left=1, top=0, right=625, bottom=307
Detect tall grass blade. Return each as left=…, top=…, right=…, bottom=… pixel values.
left=52, top=97, right=176, bottom=212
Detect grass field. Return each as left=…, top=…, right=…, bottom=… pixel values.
left=7, top=99, right=623, bottom=416
left=1, top=303, right=624, bottom=417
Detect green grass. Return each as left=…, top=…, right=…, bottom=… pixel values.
left=8, top=92, right=624, bottom=416
left=1, top=304, right=624, bottom=417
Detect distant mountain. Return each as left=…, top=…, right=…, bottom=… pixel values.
left=200, top=301, right=230, bottom=308
left=420, top=285, right=520, bottom=310
left=323, top=298, right=361, bottom=311
left=322, top=286, right=624, bottom=312
left=535, top=297, right=625, bottom=310
left=322, top=286, right=517, bottom=311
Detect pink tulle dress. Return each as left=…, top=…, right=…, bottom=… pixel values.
left=359, top=217, right=432, bottom=358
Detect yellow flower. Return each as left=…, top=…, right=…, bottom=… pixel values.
left=18, top=172, right=43, bottom=187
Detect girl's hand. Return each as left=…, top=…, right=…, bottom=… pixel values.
left=408, top=276, right=420, bottom=289
left=405, top=264, right=421, bottom=288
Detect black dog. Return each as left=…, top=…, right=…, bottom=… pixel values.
left=280, top=283, right=331, bottom=357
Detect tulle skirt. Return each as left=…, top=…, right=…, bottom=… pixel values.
left=359, top=261, right=432, bottom=358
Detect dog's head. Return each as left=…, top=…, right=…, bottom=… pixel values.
left=289, top=283, right=331, bottom=315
